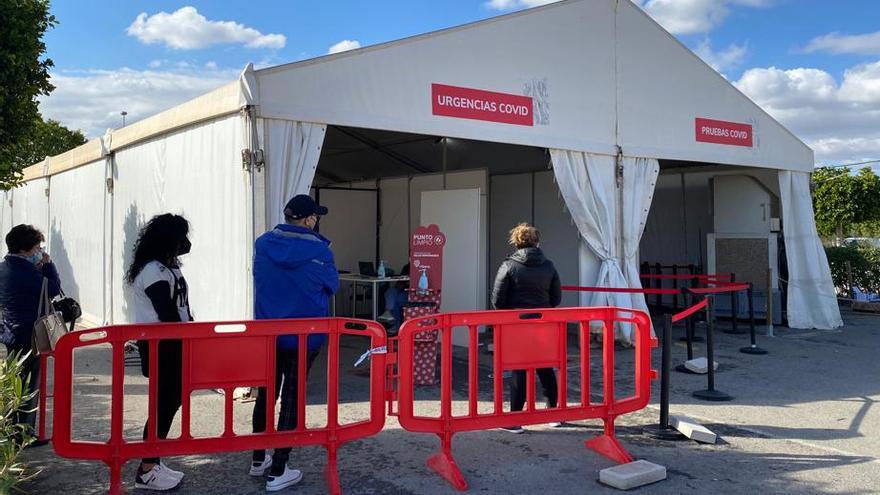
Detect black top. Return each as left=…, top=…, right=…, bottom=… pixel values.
left=491, top=247, right=562, bottom=310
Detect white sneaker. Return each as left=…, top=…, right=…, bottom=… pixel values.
left=158, top=461, right=184, bottom=481
left=134, top=465, right=181, bottom=491
left=500, top=425, right=525, bottom=434
left=266, top=466, right=303, bottom=492
left=250, top=455, right=273, bottom=477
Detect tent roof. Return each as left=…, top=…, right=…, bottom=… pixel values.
left=21, top=0, right=813, bottom=183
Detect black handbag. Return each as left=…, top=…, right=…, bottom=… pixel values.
left=53, top=290, right=82, bottom=325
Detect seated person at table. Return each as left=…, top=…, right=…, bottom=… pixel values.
left=379, top=263, right=409, bottom=328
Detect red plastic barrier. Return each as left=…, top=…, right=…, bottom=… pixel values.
left=52, top=318, right=386, bottom=495
left=672, top=298, right=708, bottom=324
left=395, top=307, right=657, bottom=491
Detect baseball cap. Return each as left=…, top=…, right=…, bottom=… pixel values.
left=284, top=194, right=328, bottom=219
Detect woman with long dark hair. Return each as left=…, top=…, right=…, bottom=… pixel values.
left=126, top=214, right=193, bottom=491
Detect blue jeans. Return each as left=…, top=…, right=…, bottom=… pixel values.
left=384, top=287, right=409, bottom=325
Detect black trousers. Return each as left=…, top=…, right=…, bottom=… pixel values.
left=510, top=368, right=558, bottom=412
left=138, top=340, right=183, bottom=465
left=252, top=348, right=320, bottom=469
left=6, top=343, right=40, bottom=435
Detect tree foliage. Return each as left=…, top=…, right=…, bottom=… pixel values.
left=11, top=117, right=87, bottom=173
left=812, top=166, right=880, bottom=239
left=0, top=0, right=56, bottom=188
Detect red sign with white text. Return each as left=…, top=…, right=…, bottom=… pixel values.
left=432, top=83, right=533, bottom=126
left=695, top=118, right=753, bottom=147
left=410, top=224, right=446, bottom=292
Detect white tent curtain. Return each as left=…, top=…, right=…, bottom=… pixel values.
left=263, top=119, right=327, bottom=227
left=778, top=170, right=843, bottom=329
left=550, top=149, right=658, bottom=342
left=621, top=156, right=660, bottom=322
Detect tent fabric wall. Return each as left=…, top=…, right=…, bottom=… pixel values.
left=263, top=119, right=326, bottom=227
left=110, top=114, right=249, bottom=323
left=778, top=171, right=842, bottom=329
left=12, top=178, right=49, bottom=234
left=550, top=150, right=657, bottom=342
left=47, top=159, right=107, bottom=324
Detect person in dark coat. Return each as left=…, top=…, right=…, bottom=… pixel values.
left=0, top=224, right=62, bottom=445
left=491, top=223, right=562, bottom=433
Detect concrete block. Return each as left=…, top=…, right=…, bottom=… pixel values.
left=599, top=460, right=666, bottom=490
left=684, top=357, right=719, bottom=374
left=671, top=415, right=717, bottom=444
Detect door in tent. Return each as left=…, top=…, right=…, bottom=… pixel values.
left=420, top=188, right=483, bottom=347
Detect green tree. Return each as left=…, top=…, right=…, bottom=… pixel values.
left=12, top=117, right=87, bottom=172
left=812, top=166, right=880, bottom=240
left=0, top=0, right=56, bottom=188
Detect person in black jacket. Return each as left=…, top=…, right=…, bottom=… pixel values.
left=491, top=223, right=562, bottom=433
left=0, top=224, right=61, bottom=446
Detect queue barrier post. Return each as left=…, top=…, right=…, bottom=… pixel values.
left=740, top=283, right=768, bottom=355
left=52, top=318, right=388, bottom=495
left=692, top=298, right=733, bottom=402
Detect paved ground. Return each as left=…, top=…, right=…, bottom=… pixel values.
left=14, top=308, right=880, bottom=494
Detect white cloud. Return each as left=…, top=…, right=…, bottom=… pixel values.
left=39, top=66, right=239, bottom=138
left=148, top=59, right=163, bottom=68
left=328, top=39, right=361, bottom=54
left=805, top=31, right=880, bottom=56
left=735, top=63, right=880, bottom=164
left=694, top=39, right=748, bottom=75
left=127, top=6, right=285, bottom=50
left=635, top=0, right=773, bottom=35
left=485, top=0, right=559, bottom=10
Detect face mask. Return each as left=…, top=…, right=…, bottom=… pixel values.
left=27, top=249, right=43, bottom=265
left=178, top=237, right=192, bottom=256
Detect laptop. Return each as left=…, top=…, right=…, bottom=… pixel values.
left=358, top=261, right=377, bottom=277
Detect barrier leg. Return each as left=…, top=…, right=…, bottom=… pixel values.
left=324, top=443, right=341, bottom=495
left=741, top=284, right=768, bottom=355
left=427, top=432, right=467, bottom=491
left=106, top=457, right=125, bottom=495
left=586, top=417, right=633, bottom=464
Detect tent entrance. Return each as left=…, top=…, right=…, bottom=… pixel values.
left=311, top=125, right=579, bottom=316
left=640, top=159, right=785, bottom=323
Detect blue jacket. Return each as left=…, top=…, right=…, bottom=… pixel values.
left=254, top=224, right=339, bottom=350
left=0, top=256, right=62, bottom=349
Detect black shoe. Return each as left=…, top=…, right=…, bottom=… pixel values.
left=24, top=439, right=50, bottom=449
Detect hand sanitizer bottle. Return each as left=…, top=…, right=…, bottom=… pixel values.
left=377, top=260, right=386, bottom=278
left=418, top=268, right=429, bottom=293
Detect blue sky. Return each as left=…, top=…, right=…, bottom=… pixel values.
left=39, top=0, right=880, bottom=166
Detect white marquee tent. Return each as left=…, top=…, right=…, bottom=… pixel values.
left=4, top=0, right=841, bottom=339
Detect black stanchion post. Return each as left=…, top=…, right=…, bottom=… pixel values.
left=655, top=262, right=662, bottom=308
left=676, top=289, right=700, bottom=374
left=693, top=297, right=733, bottom=401
left=723, top=273, right=743, bottom=334
left=647, top=313, right=685, bottom=440
left=741, top=283, right=768, bottom=355
left=672, top=264, right=680, bottom=312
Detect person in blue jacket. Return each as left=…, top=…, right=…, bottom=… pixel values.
left=0, top=224, right=61, bottom=446
left=249, top=194, right=339, bottom=492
